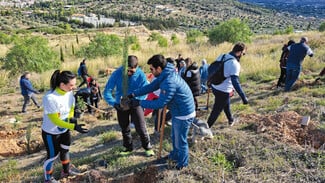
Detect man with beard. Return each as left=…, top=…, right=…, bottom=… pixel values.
left=207, top=43, right=248, bottom=128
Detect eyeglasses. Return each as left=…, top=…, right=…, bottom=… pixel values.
left=127, top=69, right=136, bottom=74
left=149, top=67, right=155, bottom=72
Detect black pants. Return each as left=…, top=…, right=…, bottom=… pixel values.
left=22, top=94, right=40, bottom=112
left=116, top=106, right=151, bottom=151
left=78, top=75, right=88, bottom=88
left=42, top=130, right=71, bottom=180
left=277, top=67, right=286, bottom=87
left=207, top=89, right=233, bottom=128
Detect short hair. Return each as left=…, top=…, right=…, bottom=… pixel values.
left=232, top=42, right=246, bottom=52
left=300, top=37, right=308, bottom=43
left=147, top=54, right=167, bottom=69
left=128, top=55, right=138, bottom=68
left=166, top=57, right=175, bottom=65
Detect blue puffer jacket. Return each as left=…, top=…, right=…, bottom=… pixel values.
left=20, top=76, right=37, bottom=96
left=133, top=63, right=195, bottom=117
left=103, top=66, right=147, bottom=106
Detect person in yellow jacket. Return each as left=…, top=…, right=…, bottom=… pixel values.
left=41, top=70, right=88, bottom=183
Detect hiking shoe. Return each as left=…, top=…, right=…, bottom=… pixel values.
left=60, top=166, right=81, bottom=178
left=145, top=149, right=155, bottom=157
left=119, top=149, right=133, bottom=156
left=45, top=177, right=60, bottom=183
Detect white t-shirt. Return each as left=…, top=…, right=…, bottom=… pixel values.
left=42, top=89, right=75, bottom=134
left=211, top=54, right=240, bottom=93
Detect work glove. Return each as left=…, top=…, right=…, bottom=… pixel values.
left=129, top=99, right=140, bottom=108
left=242, top=97, right=248, bottom=105
left=74, top=124, right=89, bottom=133
left=120, top=96, right=130, bottom=111
left=127, top=93, right=135, bottom=99
left=69, top=117, right=78, bottom=124
left=114, top=103, right=123, bottom=111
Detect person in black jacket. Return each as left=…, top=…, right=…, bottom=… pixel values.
left=183, top=58, right=201, bottom=111
left=78, top=58, right=89, bottom=88
left=277, top=40, right=295, bottom=88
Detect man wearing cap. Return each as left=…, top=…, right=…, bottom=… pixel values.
left=285, top=37, right=314, bottom=91
left=103, top=55, right=154, bottom=157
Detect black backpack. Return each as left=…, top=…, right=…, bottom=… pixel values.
left=207, top=54, right=232, bottom=86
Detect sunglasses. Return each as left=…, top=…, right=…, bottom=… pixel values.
left=127, top=69, right=136, bottom=74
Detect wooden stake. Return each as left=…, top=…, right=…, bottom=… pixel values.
left=157, top=106, right=167, bottom=159
left=206, top=88, right=210, bottom=110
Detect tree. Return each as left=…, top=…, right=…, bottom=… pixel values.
left=319, top=22, right=325, bottom=32
left=2, top=36, right=58, bottom=75
left=76, top=33, right=123, bottom=59
left=208, top=18, right=253, bottom=45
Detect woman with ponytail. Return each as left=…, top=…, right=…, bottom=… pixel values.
left=41, top=70, right=88, bottom=183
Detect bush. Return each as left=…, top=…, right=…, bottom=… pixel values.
left=186, top=29, right=203, bottom=44
left=319, top=22, right=325, bottom=32
left=2, top=36, right=59, bottom=75
left=171, top=33, right=180, bottom=45
left=76, top=33, right=123, bottom=59
left=208, top=18, right=253, bottom=45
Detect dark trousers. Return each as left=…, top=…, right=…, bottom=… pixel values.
left=42, top=130, right=71, bottom=180
left=207, top=89, right=233, bottom=128
left=285, top=68, right=300, bottom=92
left=277, top=67, right=286, bottom=87
left=22, top=94, right=39, bottom=112
left=78, top=75, right=88, bottom=88
left=116, top=106, right=151, bottom=151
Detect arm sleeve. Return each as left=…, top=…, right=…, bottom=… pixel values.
left=48, top=113, right=75, bottom=130
left=24, top=81, right=38, bottom=93
left=133, top=78, right=160, bottom=97
left=231, top=75, right=247, bottom=101
left=103, top=72, right=117, bottom=106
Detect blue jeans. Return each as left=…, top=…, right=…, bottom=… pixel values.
left=169, top=117, right=194, bottom=168
left=201, top=78, right=207, bottom=93
left=285, top=68, right=300, bottom=92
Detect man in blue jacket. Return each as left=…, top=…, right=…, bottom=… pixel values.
left=129, top=54, right=196, bottom=170
left=199, top=59, right=209, bottom=94
left=103, top=55, right=154, bottom=157
left=20, top=72, right=41, bottom=113
left=285, top=37, right=314, bottom=91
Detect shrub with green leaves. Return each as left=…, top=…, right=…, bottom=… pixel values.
left=186, top=29, right=203, bottom=44
left=76, top=33, right=123, bottom=59
left=208, top=18, right=253, bottom=45
left=2, top=36, right=58, bottom=75
left=319, top=22, right=325, bottom=32
left=171, top=33, right=180, bottom=45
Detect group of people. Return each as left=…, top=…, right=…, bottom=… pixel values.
left=276, top=37, right=314, bottom=91
left=18, top=37, right=320, bottom=182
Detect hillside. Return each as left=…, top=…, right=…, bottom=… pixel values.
left=239, top=0, right=325, bottom=18
left=0, top=0, right=323, bottom=34
left=0, top=27, right=324, bottom=182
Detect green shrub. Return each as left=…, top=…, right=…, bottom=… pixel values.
left=318, top=22, right=325, bottom=32
left=76, top=33, right=123, bottom=59
left=208, top=18, right=252, bottom=45
left=171, top=33, right=180, bottom=45
left=186, top=29, right=203, bottom=44
left=2, top=36, right=59, bottom=75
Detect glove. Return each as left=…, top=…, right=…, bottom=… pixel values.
left=74, top=124, right=89, bottom=133
left=242, top=97, right=248, bottom=105
left=69, top=117, right=78, bottom=124
left=120, top=96, right=130, bottom=111
left=129, top=99, right=140, bottom=108
left=114, top=103, right=123, bottom=111
left=127, top=93, right=135, bottom=99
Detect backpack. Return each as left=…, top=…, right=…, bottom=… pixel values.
left=207, top=54, right=232, bottom=85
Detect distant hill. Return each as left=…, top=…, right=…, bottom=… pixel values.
left=238, top=0, right=325, bottom=18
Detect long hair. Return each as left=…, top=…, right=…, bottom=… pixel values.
left=50, top=70, right=76, bottom=91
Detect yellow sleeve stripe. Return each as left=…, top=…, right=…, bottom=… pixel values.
left=48, top=113, right=75, bottom=130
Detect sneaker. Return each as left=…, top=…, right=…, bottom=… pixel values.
left=119, top=149, right=133, bottom=156
left=145, top=149, right=155, bottom=157
left=60, top=166, right=81, bottom=178
left=45, top=177, right=60, bottom=183
left=130, top=122, right=135, bottom=128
